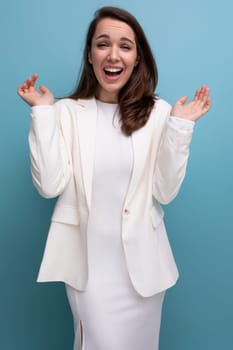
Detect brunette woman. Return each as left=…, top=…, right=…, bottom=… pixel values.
left=18, top=6, right=211, bottom=350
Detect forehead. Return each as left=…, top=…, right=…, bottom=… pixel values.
left=93, top=18, right=135, bottom=41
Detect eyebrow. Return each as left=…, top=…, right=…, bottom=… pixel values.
left=95, top=34, right=135, bottom=45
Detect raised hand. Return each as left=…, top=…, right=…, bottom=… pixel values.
left=171, top=85, right=211, bottom=122
left=17, top=73, right=54, bottom=106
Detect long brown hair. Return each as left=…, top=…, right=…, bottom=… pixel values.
left=69, top=6, right=158, bottom=136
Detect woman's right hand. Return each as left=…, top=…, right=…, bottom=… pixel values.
left=17, top=73, right=54, bottom=106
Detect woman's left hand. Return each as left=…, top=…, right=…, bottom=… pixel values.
left=171, top=85, right=211, bottom=122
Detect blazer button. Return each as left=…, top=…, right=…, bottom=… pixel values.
left=124, top=208, right=130, bottom=215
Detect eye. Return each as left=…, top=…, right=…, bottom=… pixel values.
left=121, top=45, right=130, bottom=51
left=96, top=42, right=109, bottom=49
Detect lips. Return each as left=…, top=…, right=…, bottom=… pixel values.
left=104, top=67, right=123, bottom=76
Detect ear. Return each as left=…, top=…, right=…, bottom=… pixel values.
left=88, top=51, right=92, bottom=64
left=135, top=55, right=140, bottom=67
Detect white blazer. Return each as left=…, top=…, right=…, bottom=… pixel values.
left=29, top=97, right=193, bottom=297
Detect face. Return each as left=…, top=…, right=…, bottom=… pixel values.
left=88, top=18, right=139, bottom=103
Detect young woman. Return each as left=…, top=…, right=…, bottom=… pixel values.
left=18, top=6, right=211, bottom=350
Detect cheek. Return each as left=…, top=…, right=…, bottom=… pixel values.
left=125, top=53, right=138, bottom=68
left=127, top=59, right=137, bottom=73
left=89, top=49, right=104, bottom=66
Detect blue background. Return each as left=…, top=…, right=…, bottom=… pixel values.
left=1, top=0, right=232, bottom=349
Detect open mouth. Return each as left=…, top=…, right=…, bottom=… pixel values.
left=104, top=67, right=123, bottom=77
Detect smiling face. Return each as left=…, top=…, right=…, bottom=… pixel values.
left=88, top=18, right=139, bottom=103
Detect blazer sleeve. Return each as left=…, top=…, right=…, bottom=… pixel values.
left=28, top=101, right=72, bottom=198
left=152, top=103, right=194, bottom=205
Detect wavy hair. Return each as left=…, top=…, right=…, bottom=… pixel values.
left=68, top=6, right=158, bottom=135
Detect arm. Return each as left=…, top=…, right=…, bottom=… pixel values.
left=18, top=74, right=72, bottom=198
left=153, top=85, right=211, bottom=204
left=152, top=114, right=193, bottom=204
left=29, top=103, right=72, bottom=198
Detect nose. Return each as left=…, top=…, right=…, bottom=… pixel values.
left=107, top=46, right=120, bottom=62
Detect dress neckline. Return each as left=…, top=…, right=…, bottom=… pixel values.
left=96, top=99, right=118, bottom=108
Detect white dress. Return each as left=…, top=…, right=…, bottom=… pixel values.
left=66, top=100, right=165, bottom=350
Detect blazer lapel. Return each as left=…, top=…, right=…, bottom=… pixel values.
left=76, top=98, right=97, bottom=211
left=75, top=98, right=151, bottom=211
left=126, top=126, right=150, bottom=203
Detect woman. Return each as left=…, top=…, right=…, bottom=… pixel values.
left=18, top=6, right=211, bottom=350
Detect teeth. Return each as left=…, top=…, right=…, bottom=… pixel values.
left=104, top=68, right=122, bottom=73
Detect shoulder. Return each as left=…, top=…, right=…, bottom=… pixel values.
left=54, top=98, right=80, bottom=110
left=55, top=97, right=96, bottom=111
left=53, top=98, right=96, bottom=130
left=148, top=97, right=172, bottom=126
left=153, top=97, right=171, bottom=115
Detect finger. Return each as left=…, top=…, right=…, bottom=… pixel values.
left=30, top=73, right=39, bottom=87
left=40, top=85, right=49, bottom=94
left=204, top=86, right=210, bottom=97
left=18, top=83, right=28, bottom=94
left=200, top=86, right=210, bottom=106
left=17, top=75, right=38, bottom=96
left=194, top=88, right=201, bottom=102
left=199, top=97, right=211, bottom=116
left=24, top=74, right=38, bottom=89
left=26, top=77, right=35, bottom=87
left=17, top=86, right=25, bottom=96
left=197, top=86, right=204, bottom=100
left=31, top=73, right=39, bottom=81
left=204, top=96, right=211, bottom=111
left=199, top=85, right=209, bottom=101
left=18, top=83, right=25, bottom=93
left=194, top=86, right=206, bottom=107
left=39, top=85, right=49, bottom=94
left=23, top=79, right=32, bottom=90
left=176, top=96, right=188, bottom=105
left=28, top=77, right=39, bottom=92
left=207, top=96, right=211, bottom=105
left=17, top=86, right=29, bottom=99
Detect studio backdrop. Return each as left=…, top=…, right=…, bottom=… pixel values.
left=1, top=0, right=232, bottom=349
